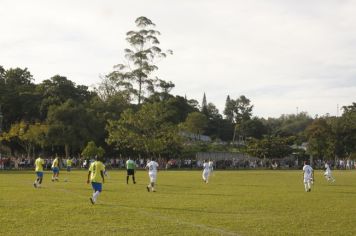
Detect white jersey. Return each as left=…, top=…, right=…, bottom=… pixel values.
left=303, top=165, right=313, bottom=179
left=203, top=162, right=210, bottom=172
left=146, top=161, right=159, bottom=173
left=325, top=163, right=331, bottom=172
left=208, top=161, right=213, bottom=171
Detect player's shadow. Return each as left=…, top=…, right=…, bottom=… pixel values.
left=117, top=204, right=238, bottom=215
left=189, top=193, right=235, bottom=197
left=325, top=184, right=354, bottom=187
left=156, top=206, right=238, bottom=215
left=158, top=184, right=194, bottom=189
left=336, top=191, right=356, bottom=195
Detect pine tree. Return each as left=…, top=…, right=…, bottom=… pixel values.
left=223, top=95, right=234, bottom=122
left=201, top=92, right=208, bottom=115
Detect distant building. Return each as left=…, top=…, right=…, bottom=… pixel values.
left=180, top=131, right=211, bottom=142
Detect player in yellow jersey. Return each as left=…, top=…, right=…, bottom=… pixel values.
left=51, top=156, right=60, bottom=181
left=87, top=156, right=105, bottom=204
left=34, top=156, right=45, bottom=188
left=66, top=158, right=72, bottom=172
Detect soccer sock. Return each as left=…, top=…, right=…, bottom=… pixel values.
left=93, top=191, right=100, bottom=202
left=126, top=176, right=129, bottom=184
left=133, top=176, right=136, bottom=183
left=304, top=183, right=308, bottom=191
left=307, top=182, right=311, bottom=190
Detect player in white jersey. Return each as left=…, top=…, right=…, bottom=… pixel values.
left=202, top=160, right=211, bottom=183
left=146, top=159, right=159, bottom=192
left=324, top=162, right=335, bottom=182
left=208, top=161, right=214, bottom=172
left=302, top=160, right=314, bottom=192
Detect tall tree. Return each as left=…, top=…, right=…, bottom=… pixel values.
left=201, top=93, right=208, bottom=115
left=306, top=118, right=333, bottom=160
left=106, top=102, right=182, bottom=158
left=106, top=16, right=173, bottom=104
left=0, top=67, right=41, bottom=128
left=37, top=75, right=93, bottom=118
left=223, top=95, right=234, bottom=122
left=230, top=95, right=254, bottom=143
left=46, top=100, right=97, bottom=158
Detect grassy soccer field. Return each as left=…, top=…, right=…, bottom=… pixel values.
left=1, top=170, right=356, bottom=236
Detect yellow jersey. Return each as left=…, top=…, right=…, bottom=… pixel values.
left=52, top=158, right=59, bottom=168
left=89, top=161, right=105, bottom=183
left=35, top=158, right=45, bottom=172
left=66, top=159, right=72, bottom=167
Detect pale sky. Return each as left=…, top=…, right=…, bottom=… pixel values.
left=1, top=0, right=355, bottom=118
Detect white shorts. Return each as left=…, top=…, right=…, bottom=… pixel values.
left=149, top=172, right=157, bottom=183
left=202, top=170, right=210, bottom=180
left=304, top=177, right=312, bottom=184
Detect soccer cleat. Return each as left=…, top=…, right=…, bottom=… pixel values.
left=33, top=182, right=37, bottom=188
left=133, top=181, right=136, bottom=184
left=90, top=197, right=95, bottom=205
left=146, top=186, right=150, bottom=192
left=51, top=179, right=54, bottom=182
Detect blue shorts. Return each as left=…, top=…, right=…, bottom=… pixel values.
left=67, top=166, right=71, bottom=172
left=91, top=182, right=102, bottom=192
left=52, top=167, right=59, bottom=173
left=36, top=172, right=43, bottom=178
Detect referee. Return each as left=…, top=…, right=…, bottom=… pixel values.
left=126, top=158, right=136, bottom=184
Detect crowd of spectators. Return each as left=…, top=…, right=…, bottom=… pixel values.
left=0, top=155, right=355, bottom=170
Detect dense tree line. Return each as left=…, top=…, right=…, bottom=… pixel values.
left=0, top=17, right=355, bottom=161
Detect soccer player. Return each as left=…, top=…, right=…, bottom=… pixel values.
left=51, top=156, right=60, bottom=181
left=34, top=156, right=45, bottom=188
left=126, top=157, right=136, bottom=184
left=208, top=160, right=214, bottom=175
left=324, top=162, right=335, bottom=182
left=146, top=158, right=159, bottom=192
left=202, top=160, right=211, bottom=183
left=66, top=158, right=72, bottom=172
left=302, top=160, right=313, bottom=192
left=87, top=156, right=105, bottom=204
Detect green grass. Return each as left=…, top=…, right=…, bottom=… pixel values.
left=1, top=169, right=356, bottom=235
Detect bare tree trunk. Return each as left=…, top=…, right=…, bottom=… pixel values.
left=232, top=124, right=237, bottom=144
left=65, top=144, right=70, bottom=158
